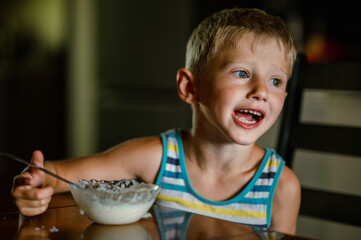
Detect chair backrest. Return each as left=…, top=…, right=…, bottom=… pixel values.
left=277, top=55, right=361, bottom=226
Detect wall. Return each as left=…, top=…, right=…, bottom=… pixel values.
left=94, top=0, right=194, bottom=152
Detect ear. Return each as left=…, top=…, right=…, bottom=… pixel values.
left=176, top=68, right=199, bottom=104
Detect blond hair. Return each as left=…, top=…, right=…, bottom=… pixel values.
left=185, top=8, right=297, bottom=77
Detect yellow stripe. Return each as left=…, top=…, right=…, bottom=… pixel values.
left=168, top=143, right=179, bottom=153
left=266, top=157, right=280, bottom=167
left=157, top=194, right=266, bottom=219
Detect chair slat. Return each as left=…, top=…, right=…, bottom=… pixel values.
left=290, top=124, right=361, bottom=156
left=301, top=62, right=361, bottom=90
left=300, top=187, right=361, bottom=226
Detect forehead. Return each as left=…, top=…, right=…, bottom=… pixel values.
left=215, top=33, right=291, bottom=75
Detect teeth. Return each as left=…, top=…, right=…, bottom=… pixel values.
left=239, top=109, right=262, bottom=116
left=236, top=116, right=257, bottom=124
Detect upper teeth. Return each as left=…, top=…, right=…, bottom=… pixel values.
left=240, top=109, right=262, bottom=116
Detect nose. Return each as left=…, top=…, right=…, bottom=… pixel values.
left=246, top=79, right=268, bottom=102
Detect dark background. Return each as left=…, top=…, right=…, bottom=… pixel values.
left=1, top=0, right=360, bottom=160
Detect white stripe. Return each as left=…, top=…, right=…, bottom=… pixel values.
left=163, top=216, right=185, bottom=225
left=167, top=137, right=178, bottom=145
left=244, top=191, right=269, bottom=198
left=162, top=177, right=186, bottom=186
left=255, top=178, right=273, bottom=186
left=270, top=154, right=281, bottom=162
left=165, top=163, right=182, bottom=172
left=263, top=165, right=278, bottom=173
left=159, top=189, right=266, bottom=212
left=167, top=149, right=178, bottom=159
left=157, top=205, right=180, bottom=213
left=165, top=229, right=180, bottom=240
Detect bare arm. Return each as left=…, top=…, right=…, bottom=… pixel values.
left=45, top=136, right=163, bottom=193
left=270, top=165, right=301, bottom=235
left=12, top=135, right=163, bottom=215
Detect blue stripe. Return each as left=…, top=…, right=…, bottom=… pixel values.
left=160, top=183, right=188, bottom=192
left=252, top=185, right=271, bottom=192
left=244, top=223, right=268, bottom=229
left=259, top=172, right=276, bottom=179
left=167, top=131, right=177, bottom=138
left=234, top=197, right=267, bottom=205
left=160, top=210, right=188, bottom=219
left=167, top=157, right=179, bottom=165
left=164, top=170, right=183, bottom=179
left=156, top=133, right=169, bottom=185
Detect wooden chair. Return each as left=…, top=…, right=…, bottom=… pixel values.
left=277, top=54, right=361, bottom=226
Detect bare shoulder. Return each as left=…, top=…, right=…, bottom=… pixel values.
left=277, top=165, right=301, bottom=197
left=270, top=165, right=301, bottom=235
left=273, top=165, right=301, bottom=213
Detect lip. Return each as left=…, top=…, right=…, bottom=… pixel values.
left=232, top=108, right=265, bottom=129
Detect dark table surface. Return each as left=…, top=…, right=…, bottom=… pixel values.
left=0, top=192, right=313, bottom=240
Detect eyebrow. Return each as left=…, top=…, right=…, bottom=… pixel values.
left=222, top=60, right=289, bottom=78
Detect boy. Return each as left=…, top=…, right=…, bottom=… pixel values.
left=12, top=8, right=300, bottom=235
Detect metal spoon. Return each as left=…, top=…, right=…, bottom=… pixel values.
left=0, top=152, right=78, bottom=187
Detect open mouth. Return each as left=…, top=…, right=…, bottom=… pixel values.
left=233, top=109, right=264, bottom=125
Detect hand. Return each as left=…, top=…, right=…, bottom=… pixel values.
left=12, top=150, right=54, bottom=216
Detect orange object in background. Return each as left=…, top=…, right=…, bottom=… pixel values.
left=304, top=34, right=350, bottom=62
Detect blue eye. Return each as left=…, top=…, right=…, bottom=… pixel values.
left=234, top=70, right=248, bottom=78
left=270, top=78, right=280, bottom=87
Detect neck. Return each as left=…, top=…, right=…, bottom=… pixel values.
left=182, top=129, right=261, bottom=174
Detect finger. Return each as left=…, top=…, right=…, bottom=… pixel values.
left=13, top=172, right=33, bottom=187
left=30, top=150, right=45, bottom=168
left=18, top=205, right=49, bottom=216
left=12, top=185, right=54, bottom=201
left=14, top=169, right=43, bottom=188
left=26, top=150, right=46, bottom=187
left=14, top=195, right=52, bottom=209
left=12, top=185, right=53, bottom=217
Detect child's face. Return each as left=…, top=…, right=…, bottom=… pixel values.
left=195, top=33, right=290, bottom=145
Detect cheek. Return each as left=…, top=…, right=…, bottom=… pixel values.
left=213, top=87, right=239, bottom=111
left=270, top=94, right=286, bottom=118
left=218, top=84, right=240, bottom=100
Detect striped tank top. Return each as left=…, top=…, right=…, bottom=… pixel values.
left=155, top=129, right=285, bottom=229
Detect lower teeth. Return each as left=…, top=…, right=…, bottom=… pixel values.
left=237, top=117, right=256, bottom=124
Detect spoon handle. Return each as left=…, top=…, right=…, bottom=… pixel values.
left=0, top=152, right=76, bottom=186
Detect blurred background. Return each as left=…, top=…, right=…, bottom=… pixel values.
left=0, top=0, right=360, bottom=239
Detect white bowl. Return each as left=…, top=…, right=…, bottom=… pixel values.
left=69, top=179, right=161, bottom=225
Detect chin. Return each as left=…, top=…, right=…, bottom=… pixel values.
left=228, top=128, right=262, bottom=146
left=235, top=136, right=256, bottom=146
